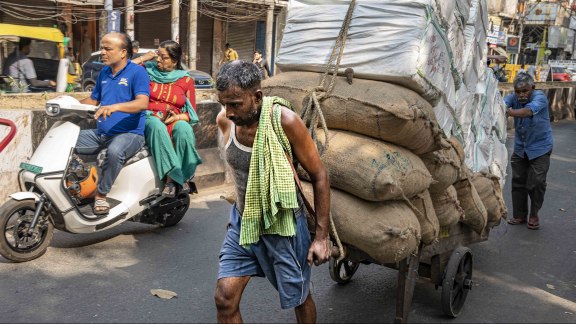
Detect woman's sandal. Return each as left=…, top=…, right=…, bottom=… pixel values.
left=93, top=198, right=110, bottom=215
left=180, top=182, right=190, bottom=194
left=162, top=182, right=176, bottom=198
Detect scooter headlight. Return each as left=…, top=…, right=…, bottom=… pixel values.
left=45, top=104, right=60, bottom=116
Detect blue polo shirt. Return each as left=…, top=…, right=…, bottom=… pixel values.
left=91, top=61, right=150, bottom=136
left=504, top=90, right=553, bottom=160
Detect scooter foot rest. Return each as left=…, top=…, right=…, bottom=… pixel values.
left=78, top=198, right=121, bottom=221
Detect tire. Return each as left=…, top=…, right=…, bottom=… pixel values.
left=83, top=82, right=95, bottom=92
left=441, top=246, right=473, bottom=317
left=0, top=199, right=54, bottom=262
left=158, top=192, right=190, bottom=227
left=329, top=257, right=360, bottom=284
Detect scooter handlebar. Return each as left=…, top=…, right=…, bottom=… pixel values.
left=45, top=95, right=98, bottom=118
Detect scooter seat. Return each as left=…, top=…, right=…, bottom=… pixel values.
left=96, top=145, right=150, bottom=167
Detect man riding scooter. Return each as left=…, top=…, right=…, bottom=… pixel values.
left=76, top=31, right=150, bottom=216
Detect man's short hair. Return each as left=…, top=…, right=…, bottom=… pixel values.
left=109, top=32, right=134, bottom=59
left=254, top=49, right=262, bottom=55
left=18, top=37, right=32, bottom=50
left=132, top=40, right=140, bottom=49
left=514, top=72, right=535, bottom=89
left=217, top=60, right=261, bottom=92
left=225, top=43, right=231, bottom=48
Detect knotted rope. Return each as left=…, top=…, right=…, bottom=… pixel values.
left=299, top=0, right=357, bottom=262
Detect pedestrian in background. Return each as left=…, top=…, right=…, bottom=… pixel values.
left=214, top=60, right=331, bottom=323
left=220, top=43, right=238, bottom=65
left=504, top=72, right=553, bottom=230
left=253, top=49, right=271, bottom=80
left=132, top=40, right=140, bottom=54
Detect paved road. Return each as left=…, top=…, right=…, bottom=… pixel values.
left=1, top=121, right=575, bottom=323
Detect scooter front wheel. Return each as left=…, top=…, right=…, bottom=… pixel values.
left=0, top=199, right=54, bottom=262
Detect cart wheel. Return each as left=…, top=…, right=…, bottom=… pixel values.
left=441, top=246, right=473, bottom=317
left=329, top=257, right=360, bottom=284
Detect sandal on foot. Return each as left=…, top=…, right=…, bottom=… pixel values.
left=180, top=182, right=190, bottom=194
left=162, top=182, right=176, bottom=198
left=93, top=198, right=110, bottom=215
left=507, top=217, right=527, bottom=225
left=527, top=217, right=540, bottom=230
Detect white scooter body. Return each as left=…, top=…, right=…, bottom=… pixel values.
left=19, top=121, right=162, bottom=233
left=0, top=96, right=195, bottom=261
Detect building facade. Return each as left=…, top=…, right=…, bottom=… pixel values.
left=0, top=0, right=288, bottom=76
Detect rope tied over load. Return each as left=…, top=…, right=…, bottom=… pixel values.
left=299, top=0, right=357, bottom=262
left=300, top=0, right=357, bottom=156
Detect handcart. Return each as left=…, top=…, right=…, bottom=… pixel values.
left=329, top=222, right=490, bottom=323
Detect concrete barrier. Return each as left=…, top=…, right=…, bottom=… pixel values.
left=0, top=91, right=227, bottom=204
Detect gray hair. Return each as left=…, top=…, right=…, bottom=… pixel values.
left=513, top=72, right=535, bottom=88
left=216, top=60, right=261, bottom=92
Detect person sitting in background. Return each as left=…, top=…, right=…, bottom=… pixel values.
left=137, top=40, right=202, bottom=198
left=2, top=37, right=56, bottom=92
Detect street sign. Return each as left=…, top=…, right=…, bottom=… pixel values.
left=107, top=10, right=121, bottom=33
left=507, top=36, right=521, bottom=54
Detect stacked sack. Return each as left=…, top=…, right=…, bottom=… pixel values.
left=261, top=0, right=507, bottom=265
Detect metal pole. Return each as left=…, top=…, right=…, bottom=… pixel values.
left=172, top=0, right=180, bottom=43
left=188, top=0, right=197, bottom=70
left=515, top=16, right=524, bottom=65
left=265, top=5, right=274, bottom=75
left=126, top=0, right=135, bottom=41
left=100, top=0, right=113, bottom=39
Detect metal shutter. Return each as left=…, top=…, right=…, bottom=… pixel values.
left=227, top=21, right=256, bottom=62
left=135, top=7, right=171, bottom=49
left=178, top=9, right=213, bottom=74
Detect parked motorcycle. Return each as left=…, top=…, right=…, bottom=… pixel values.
left=0, top=95, right=196, bottom=262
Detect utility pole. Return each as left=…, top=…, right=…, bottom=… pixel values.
left=515, top=0, right=526, bottom=65
left=100, top=0, right=113, bottom=40
left=126, top=0, right=135, bottom=41
left=188, top=0, right=197, bottom=70
left=265, top=5, right=274, bottom=75
left=172, top=0, right=180, bottom=43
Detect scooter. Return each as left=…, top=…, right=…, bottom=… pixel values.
left=0, top=95, right=197, bottom=262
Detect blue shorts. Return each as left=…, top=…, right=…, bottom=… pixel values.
left=218, top=204, right=312, bottom=309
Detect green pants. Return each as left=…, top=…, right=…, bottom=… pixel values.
left=145, top=115, right=202, bottom=185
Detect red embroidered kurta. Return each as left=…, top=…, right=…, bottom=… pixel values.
left=147, top=76, right=196, bottom=136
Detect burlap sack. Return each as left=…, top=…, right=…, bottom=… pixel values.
left=453, top=178, right=488, bottom=234
left=300, top=182, right=421, bottom=264
left=471, top=172, right=508, bottom=226
left=448, top=137, right=471, bottom=180
left=430, top=185, right=463, bottom=227
left=420, top=145, right=462, bottom=194
left=262, top=71, right=449, bottom=155
left=409, top=190, right=440, bottom=245
left=298, top=129, right=433, bottom=201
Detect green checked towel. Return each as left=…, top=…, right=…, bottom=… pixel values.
left=239, top=96, right=298, bottom=246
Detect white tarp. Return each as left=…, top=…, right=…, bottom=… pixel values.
left=278, top=0, right=459, bottom=104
